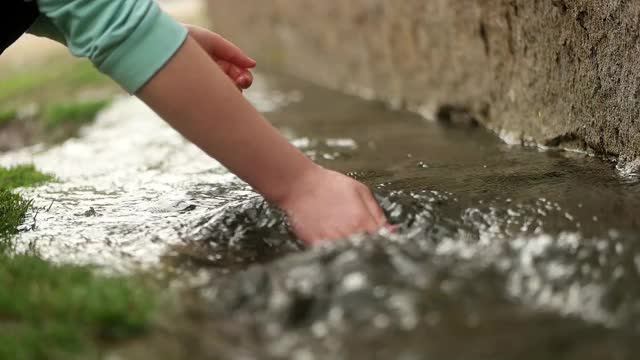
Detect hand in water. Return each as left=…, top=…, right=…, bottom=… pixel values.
left=179, top=31, right=387, bottom=242
left=140, top=33, right=386, bottom=243
left=277, top=166, right=389, bottom=244
left=186, top=24, right=256, bottom=90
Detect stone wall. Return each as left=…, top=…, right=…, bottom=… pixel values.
left=207, top=0, right=640, bottom=159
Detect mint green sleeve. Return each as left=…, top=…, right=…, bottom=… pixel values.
left=34, top=0, right=188, bottom=93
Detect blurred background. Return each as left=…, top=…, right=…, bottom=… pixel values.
left=3, top=1, right=640, bottom=359
left=0, top=0, right=206, bottom=151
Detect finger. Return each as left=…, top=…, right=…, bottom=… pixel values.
left=215, top=58, right=233, bottom=75
left=290, top=221, right=314, bottom=244
left=207, top=33, right=257, bottom=68
left=216, top=60, right=254, bottom=89
left=214, top=59, right=242, bottom=90
left=357, top=186, right=388, bottom=228
left=310, top=231, right=339, bottom=244
left=354, top=209, right=381, bottom=235
left=234, top=69, right=253, bottom=89
left=291, top=219, right=337, bottom=245
left=324, top=231, right=343, bottom=243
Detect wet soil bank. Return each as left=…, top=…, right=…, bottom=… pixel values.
left=207, top=0, right=640, bottom=164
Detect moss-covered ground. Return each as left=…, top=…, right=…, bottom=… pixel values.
left=0, top=55, right=121, bottom=147
left=0, top=165, right=158, bottom=360
left=0, top=57, right=113, bottom=103
left=0, top=164, right=55, bottom=189
left=0, top=9, right=210, bottom=356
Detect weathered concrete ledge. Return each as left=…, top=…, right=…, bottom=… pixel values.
left=208, top=0, right=640, bottom=160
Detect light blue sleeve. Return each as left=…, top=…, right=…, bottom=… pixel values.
left=34, top=0, right=188, bottom=93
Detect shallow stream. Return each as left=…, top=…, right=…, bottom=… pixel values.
left=2, top=73, right=640, bottom=359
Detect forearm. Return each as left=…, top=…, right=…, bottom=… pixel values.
left=136, top=36, right=317, bottom=204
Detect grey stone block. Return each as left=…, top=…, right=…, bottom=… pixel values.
left=207, top=0, right=640, bottom=160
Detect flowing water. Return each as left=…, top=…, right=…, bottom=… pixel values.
left=2, top=73, right=640, bottom=359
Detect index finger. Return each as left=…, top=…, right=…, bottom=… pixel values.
left=357, top=187, right=389, bottom=229
left=207, top=33, right=257, bottom=69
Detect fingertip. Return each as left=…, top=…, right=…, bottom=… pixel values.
left=237, top=57, right=257, bottom=69
left=359, top=217, right=379, bottom=235
left=384, top=224, right=398, bottom=233
left=369, top=202, right=388, bottom=225
left=236, top=74, right=253, bottom=89
left=367, top=226, right=380, bottom=235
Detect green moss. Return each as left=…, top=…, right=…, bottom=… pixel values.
left=0, top=69, right=56, bottom=102
left=0, top=108, right=17, bottom=127
left=0, top=165, right=55, bottom=190
left=0, top=54, right=119, bottom=146
left=44, top=100, right=111, bottom=129
left=61, top=61, right=111, bottom=89
left=0, top=166, right=157, bottom=359
left=0, top=324, right=87, bottom=360
left=0, top=256, right=156, bottom=360
left=0, top=58, right=113, bottom=104
left=0, top=190, right=31, bottom=250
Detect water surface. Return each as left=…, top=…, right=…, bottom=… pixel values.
left=2, top=73, right=640, bottom=359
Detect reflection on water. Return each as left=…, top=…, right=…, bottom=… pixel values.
left=2, top=73, right=640, bottom=358
left=0, top=76, right=301, bottom=271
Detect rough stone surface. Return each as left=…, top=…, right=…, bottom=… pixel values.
left=207, top=0, right=640, bottom=159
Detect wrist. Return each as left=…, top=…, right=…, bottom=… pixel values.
left=264, top=161, right=323, bottom=208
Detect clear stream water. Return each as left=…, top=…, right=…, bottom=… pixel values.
left=2, top=73, right=640, bottom=359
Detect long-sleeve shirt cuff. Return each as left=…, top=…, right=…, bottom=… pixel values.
left=98, top=8, right=188, bottom=93
left=29, top=0, right=188, bottom=94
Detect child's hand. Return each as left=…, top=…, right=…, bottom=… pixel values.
left=138, top=36, right=388, bottom=245
left=277, top=166, right=389, bottom=244
left=185, top=24, right=256, bottom=91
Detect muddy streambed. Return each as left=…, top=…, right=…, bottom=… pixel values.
left=2, top=74, right=640, bottom=359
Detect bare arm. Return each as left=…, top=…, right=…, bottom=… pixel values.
left=137, top=36, right=313, bottom=203
left=32, top=0, right=388, bottom=242
left=137, top=36, right=388, bottom=243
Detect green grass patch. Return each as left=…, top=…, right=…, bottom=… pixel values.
left=0, top=55, right=119, bottom=147
left=0, top=58, right=113, bottom=104
left=0, top=164, right=55, bottom=190
left=0, top=257, right=156, bottom=360
left=0, top=108, right=17, bottom=127
left=0, top=165, right=158, bottom=359
left=0, top=190, right=31, bottom=251
left=44, top=100, right=111, bottom=129
left=0, top=68, right=56, bottom=102
left=61, top=61, right=112, bottom=89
